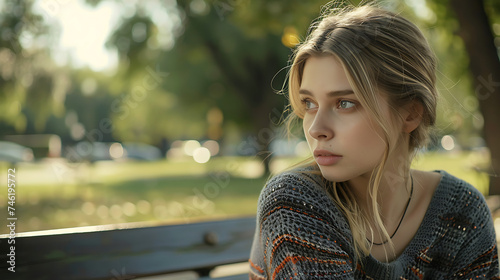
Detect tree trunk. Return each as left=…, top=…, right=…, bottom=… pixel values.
left=186, top=8, right=287, bottom=177
left=450, top=0, right=500, bottom=194
left=251, top=99, right=284, bottom=176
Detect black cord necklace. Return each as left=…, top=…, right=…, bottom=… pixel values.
left=367, top=174, right=414, bottom=246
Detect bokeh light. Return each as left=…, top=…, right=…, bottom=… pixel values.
left=295, top=141, right=310, bottom=157
left=202, top=140, right=219, bottom=156
left=122, top=202, right=137, bottom=217
left=282, top=26, right=300, bottom=48
left=441, top=135, right=455, bottom=151
left=110, top=204, right=123, bottom=219
left=96, top=205, right=109, bottom=219
left=183, top=140, right=200, bottom=156
left=193, top=147, right=211, bottom=163
left=81, top=202, right=95, bottom=215
left=137, top=200, right=151, bottom=215
left=109, top=142, right=124, bottom=159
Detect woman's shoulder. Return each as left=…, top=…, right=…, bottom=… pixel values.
left=433, top=170, right=484, bottom=199
left=255, top=165, right=354, bottom=252
left=267, top=165, right=323, bottom=186
left=418, top=171, right=498, bottom=278
left=429, top=170, right=490, bottom=218
left=256, top=165, right=346, bottom=222
left=261, top=165, right=330, bottom=202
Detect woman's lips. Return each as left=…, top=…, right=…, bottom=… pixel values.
left=314, top=149, right=343, bottom=166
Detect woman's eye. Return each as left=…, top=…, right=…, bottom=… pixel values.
left=301, top=98, right=317, bottom=110
left=338, top=100, right=356, bottom=109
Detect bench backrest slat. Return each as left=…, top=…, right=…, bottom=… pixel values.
left=0, top=217, right=256, bottom=280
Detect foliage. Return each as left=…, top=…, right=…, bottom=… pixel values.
left=0, top=0, right=69, bottom=134
left=420, top=0, right=497, bottom=148
left=101, top=0, right=499, bottom=150
left=0, top=0, right=497, bottom=153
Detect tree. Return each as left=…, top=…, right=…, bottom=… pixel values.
left=448, top=0, right=500, bottom=194
left=105, top=0, right=331, bottom=173
left=103, top=0, right=499, bottom=180
left=0, top=0, right=69, bottom=135
left=104, top=8, right=209, bottom=145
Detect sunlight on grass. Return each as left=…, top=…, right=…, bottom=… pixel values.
left=0, top=150, right=491, bottom=234
left=412, top=150, right=490, bottom=194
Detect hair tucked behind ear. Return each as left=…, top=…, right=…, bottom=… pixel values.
left=285, top=1, right=437, bottom=261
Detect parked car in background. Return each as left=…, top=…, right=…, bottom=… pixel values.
left=122, top=142, right=162, bottom=161
left=67, top=141, right=162, bottom=162
left=0, top=141, right=34, bottom=163
left=70, top=141, right=116, bottom=162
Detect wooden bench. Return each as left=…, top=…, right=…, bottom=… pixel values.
left=0, top=217, right=256, bottom=279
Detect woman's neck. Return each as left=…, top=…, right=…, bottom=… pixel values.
left=347, top=159, right=412, bottom=227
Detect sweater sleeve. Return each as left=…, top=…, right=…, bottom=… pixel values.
left=449, top=185, right=500, bottom=279
left=249, top=171, right=356, bottom=280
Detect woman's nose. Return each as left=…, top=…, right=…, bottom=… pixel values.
left=308, top=110, right=334, bottom=140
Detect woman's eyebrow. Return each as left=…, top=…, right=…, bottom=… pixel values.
left=298, top=89, right=354, bottom=97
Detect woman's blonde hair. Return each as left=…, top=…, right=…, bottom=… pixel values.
left=285, top=2, right=438, bottom=260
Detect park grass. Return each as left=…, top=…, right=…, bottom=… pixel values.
left=411, top=149, right=490, bottom=194
left=0, top=158, right=268, bottom=233
left=0, top=150, right=491, bottom=234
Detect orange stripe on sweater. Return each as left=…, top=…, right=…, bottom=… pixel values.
left=272, top=255, right=349, bottom=279
left=270, top=234, right=351, bottom=267
left=249, top=270, right=266, bottom=280
left=249, top=259, right=265, bottom=274
left=260, top=204, right=329, bottom=264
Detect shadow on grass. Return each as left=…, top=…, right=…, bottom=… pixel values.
left=6, top=174, right=267, bottom=234
left=103, top=174, right=267, bottom=197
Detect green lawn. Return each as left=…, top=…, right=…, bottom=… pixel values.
left=0, top=151, right=491, bottom=234
left=411, top=150, right=490, bottom=194
left=0, top=157, right=268, bottom=233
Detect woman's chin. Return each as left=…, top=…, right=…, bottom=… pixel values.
left=317, top=166, right=350, bottom=183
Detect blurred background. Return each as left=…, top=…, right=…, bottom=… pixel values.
left=0, top=0, right=499, bottom=234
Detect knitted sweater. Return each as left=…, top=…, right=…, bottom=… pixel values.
left=249, top=168, right=500, bottom=279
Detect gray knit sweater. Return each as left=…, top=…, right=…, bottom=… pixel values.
left=249, top=168, right=500, bottom=279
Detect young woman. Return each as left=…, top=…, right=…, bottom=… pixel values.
left=249, top=3, right=499, bottom=279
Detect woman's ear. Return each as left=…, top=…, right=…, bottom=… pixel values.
left=402, top=101, right=424, bottom=133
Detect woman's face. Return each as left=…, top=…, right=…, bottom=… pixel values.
left=300, top=55, right=395, bottom=182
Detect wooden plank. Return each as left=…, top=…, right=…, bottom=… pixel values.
left=0, top=217, right=256, bottom=280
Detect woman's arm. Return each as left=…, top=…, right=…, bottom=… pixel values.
left=249, top=171, right=356, bottom=279
left=450, top=187, right=500, bottom=279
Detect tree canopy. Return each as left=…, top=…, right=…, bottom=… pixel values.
left=0, top=0, right=499, bottom=190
